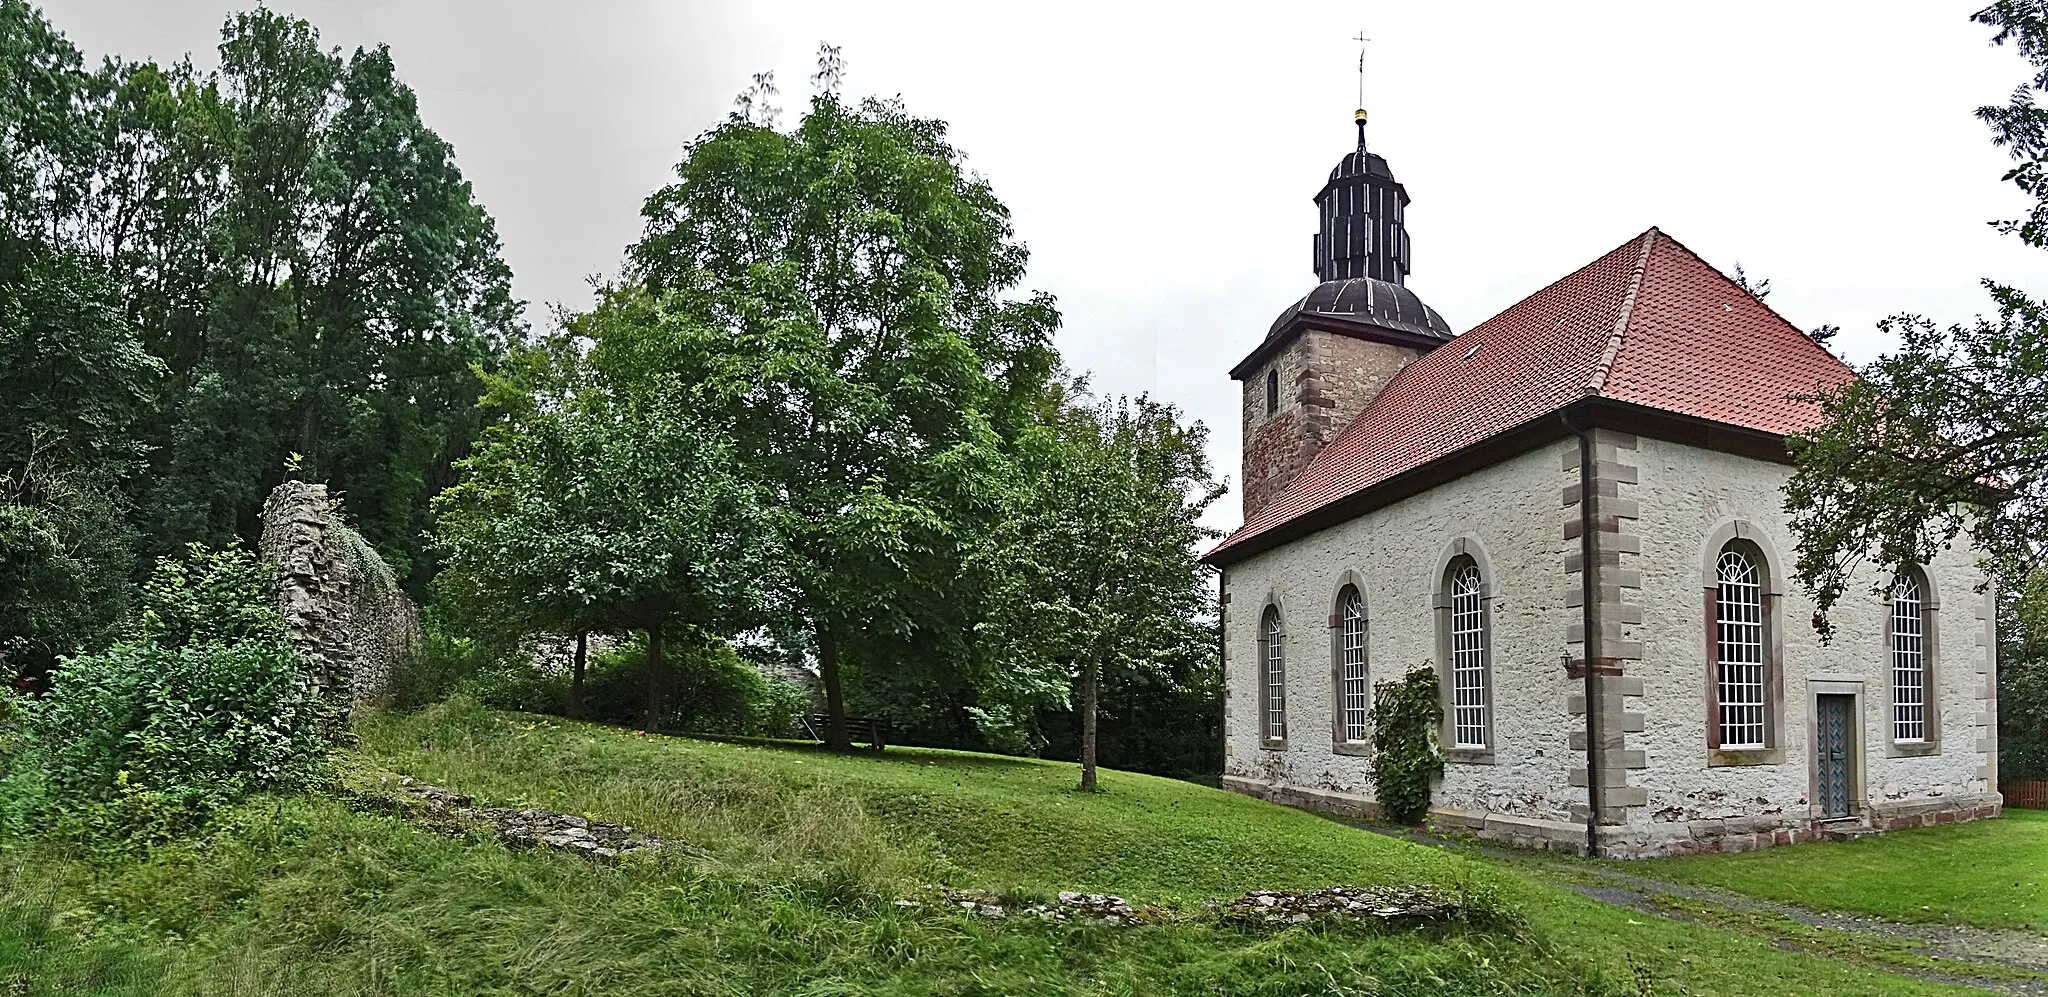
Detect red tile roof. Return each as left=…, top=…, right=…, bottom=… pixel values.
left=1208, top=228, right=1856, bottom=560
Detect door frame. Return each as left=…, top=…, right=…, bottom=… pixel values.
left=1806, top=679, right=1865, bottom=819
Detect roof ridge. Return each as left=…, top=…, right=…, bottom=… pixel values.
left=1645, top=229, right=1863, bottom=380
left=1585, top=227, right=1659, bottom=396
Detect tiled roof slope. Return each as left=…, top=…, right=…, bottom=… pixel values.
left=1209, top=228, right=1856, bottom=559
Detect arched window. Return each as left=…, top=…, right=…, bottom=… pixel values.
left=1891, top=572, right=1927, bottom=743
left=1336, top=586, right=1368, bottom=743
left=1265, top=368, right=1279, bottom=416
left=1715, top=546, right=1767, bottom=749
left=1259, top=606, right=1286, bottom=741
left=1447, top=558, right=1489, bottom=749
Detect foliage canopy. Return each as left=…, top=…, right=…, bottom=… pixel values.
left=623, top=63, right=1059, bottom=747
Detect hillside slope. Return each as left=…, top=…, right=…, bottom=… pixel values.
left=1, top=698, right=1984, bottom=995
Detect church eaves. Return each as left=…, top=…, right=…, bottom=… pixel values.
left=1206, top=227, right=1858, bottom=565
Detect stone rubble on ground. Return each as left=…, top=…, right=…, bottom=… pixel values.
left=1207, top=885, right=1467, bottom=926
left=895, top=887, right=1159, bottom=925
left=895, top=883, right=1468, bottom=929
left=389, top=776, right=663, bottom=858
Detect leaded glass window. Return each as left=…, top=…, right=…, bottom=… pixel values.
left=1716, top=548, right=1767, bottom=749
left=1338, top=587, right=1368, bottom=743
left=1261, top=607, right=1286, bottom=740
left=1892, top=573, right=1926, bottom=743
left=1449, top=561, right=1488, bottom=749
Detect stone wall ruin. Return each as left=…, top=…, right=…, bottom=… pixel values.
left=258, top=480, right=419, bottom=713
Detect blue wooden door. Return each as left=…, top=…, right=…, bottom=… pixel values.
left=1817, top=695, right=1854, bottom=819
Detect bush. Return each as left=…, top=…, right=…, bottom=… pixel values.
left=467, top=631, right=806, bottom=737
left=387, top=606, right=521, bottom=711
left=1370, top=664, right=1446, bottom=825
left=0, top=544, right=330, bottom=841
left=132, top=542, right=279, bottom=649
left=752, top=676, right=810, bottom=739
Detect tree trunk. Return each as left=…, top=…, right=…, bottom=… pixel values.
left=818, top=620, right=850, bottom=750
left=295, top=395, right=319, bottom=463
left=569, top=631, right=587, bottom=721
left=1080, top=653, right=1101, bottom=793
left=641, top=624, right=665, bottom=734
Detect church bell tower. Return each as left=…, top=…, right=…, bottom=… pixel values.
left=1231, top=106, right=1454, bottom=522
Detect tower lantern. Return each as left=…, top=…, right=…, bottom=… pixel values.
left=1312, top=110, right=1413, bottom=284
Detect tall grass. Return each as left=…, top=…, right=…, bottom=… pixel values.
left=0, top=698, right=1986, bottom=996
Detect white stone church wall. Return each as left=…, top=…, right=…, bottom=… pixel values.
left=1221, top=433, right=1999, bottom=856
left=1627, top=437, right=1998, bottom=848
left=1220, top=445, right=1584, bottom=831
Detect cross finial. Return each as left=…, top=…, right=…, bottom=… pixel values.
left=1354, top=31, right=1370, bottom=107
left=1353, top=31, right=1371, bottom=155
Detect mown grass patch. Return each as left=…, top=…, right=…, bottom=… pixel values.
left=1638, top=809, right=2048, bottom=931
left=0, top=697, right=2001, bottom=995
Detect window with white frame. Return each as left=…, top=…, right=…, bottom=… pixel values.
left=1892, top=572, right=1927, bottom=743
left=1448, top=560, right=1488, bottom=749
left=1338, top=586, right=1368, bottom=743
left=1716, top=547, right=1767, bottom=749
left=1260, top=607, right=1286, bottom=740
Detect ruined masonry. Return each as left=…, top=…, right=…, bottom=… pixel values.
left=258, top=480, right=418, bottom=712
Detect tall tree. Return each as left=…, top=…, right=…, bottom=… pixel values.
left=974, top=391, right=1222, bottom=791
left=627, top=50, right=1058, bottom=748
left=1785, top=4, right=2048, bottom=623
left=434, top=297, right=778, bottom=732
left=1784, top=4, right=2048, bottom=779
left=0, top=5, right=164, bottom=679
left=5, top=6, right=519, bottom=587
left=2001, top=569, right=2048, bottom=779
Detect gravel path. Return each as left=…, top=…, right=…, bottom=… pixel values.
left=1343, top=819, right=2048, bottom=995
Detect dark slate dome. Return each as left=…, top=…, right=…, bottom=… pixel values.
left=1267, top=277, right=1454, bottom=342
left=1328, top=151, right=1396, bottom=182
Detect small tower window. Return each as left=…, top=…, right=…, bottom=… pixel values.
left=1265, top=368, right=1279, bottom=416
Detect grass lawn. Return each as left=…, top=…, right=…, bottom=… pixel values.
left=0, top=697, right=2001, bottom=995
left=1637, top=808, right=2048, bottom=930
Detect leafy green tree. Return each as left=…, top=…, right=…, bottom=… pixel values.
left=434, top=307, right=778, bottom=733
left=430, top=333, right=605, bottom=714
left=0, top=5, right=518, bottom=588
left=0, top=251, right=162, bottom=678
left=626, top=52, right=1058, bottom=748
left=1785, top=4, right=2048, bottom=778
left=1786, top=5, right=2048, bottom=622
left=973, top=391, right=1222, bottom=791
left=2002, top=570, right=2048, bottom=779
left=0, top=5, right=166, bottom=677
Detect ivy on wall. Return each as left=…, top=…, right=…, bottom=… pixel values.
left=1369, top=664, right=1445, bottom=825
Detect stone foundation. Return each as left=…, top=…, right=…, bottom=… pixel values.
left=1222, top=775, right=2004, bottom=858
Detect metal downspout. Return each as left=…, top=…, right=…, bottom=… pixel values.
left=1563, top=408, right=1602, bottom=858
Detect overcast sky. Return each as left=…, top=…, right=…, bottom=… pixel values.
left=49, top=1, right=2046, bottom=531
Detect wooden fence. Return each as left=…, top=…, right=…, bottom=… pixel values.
left=2002, top=781, right=2048, bottom=809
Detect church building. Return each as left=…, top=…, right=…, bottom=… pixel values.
left=1204, top=111, right=2003, bottom=858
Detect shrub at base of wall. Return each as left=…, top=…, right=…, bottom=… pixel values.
left=1369, top=665, right=1446, bottom=825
